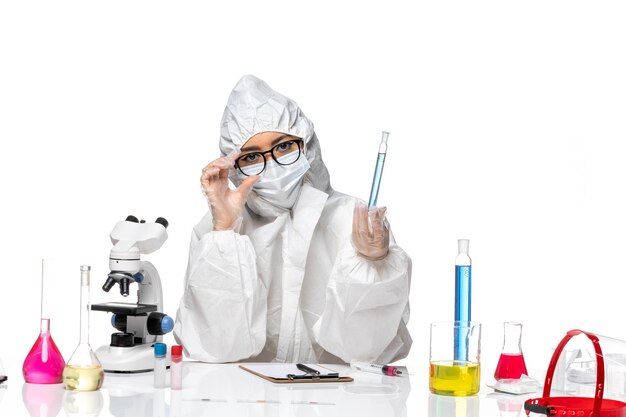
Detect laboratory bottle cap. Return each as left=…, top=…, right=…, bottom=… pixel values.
left=154, top=342, right=167, bottom=358
left=80, top=265, right=91, bottom=271
left=171, top=345, right=183, bottom=356
left=458, top=239, right=470, bottom=254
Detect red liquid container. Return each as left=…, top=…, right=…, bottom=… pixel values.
left=494, top=353, right=528, bottom=380
left=494, top=322, right=528, bottom=381
left=23, top=318, right=66, bottom=384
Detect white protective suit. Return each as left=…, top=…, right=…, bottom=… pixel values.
left=174, top=75, right=412, bottom=364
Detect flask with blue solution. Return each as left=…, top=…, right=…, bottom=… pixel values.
left=454, top=239, right=471, bottom=362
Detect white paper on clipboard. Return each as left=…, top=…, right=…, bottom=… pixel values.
left=239, top=363, right=354, bottom=384
left=240, top=364, right=337, bottom=379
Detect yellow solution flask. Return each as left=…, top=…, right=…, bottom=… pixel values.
left=63, top=265, right=104, bottom=391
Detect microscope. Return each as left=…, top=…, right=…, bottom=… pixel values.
left=91, top=215, right=174, bottom=373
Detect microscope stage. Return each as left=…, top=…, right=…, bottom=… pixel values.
left=91, top=302, right=158, bottom=315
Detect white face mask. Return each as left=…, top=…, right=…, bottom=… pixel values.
left=240, top=154, right=310, bottom=209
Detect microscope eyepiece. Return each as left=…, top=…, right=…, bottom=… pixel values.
left=155, top=217, right=169, bottom=229
left=119, top=277, right=131, bottom=297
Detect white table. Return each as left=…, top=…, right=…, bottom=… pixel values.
left=0, top=359, right=539, bottom=417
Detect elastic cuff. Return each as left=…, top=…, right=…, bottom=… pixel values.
left=356, top=249, right=389, bottom=262
left=213, top=215, right=243, bottom=233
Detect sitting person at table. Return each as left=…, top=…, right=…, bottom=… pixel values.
left=174, top=75, right=412, bottom=363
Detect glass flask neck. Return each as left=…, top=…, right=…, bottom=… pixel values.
left=79, top=266, right=91, bottom=345
left=40, top=317, right=50, bottom=334
left=502, top=322, right=523, bottom=354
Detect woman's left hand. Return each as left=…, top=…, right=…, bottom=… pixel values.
left=352, top=203, right=390, bottom=261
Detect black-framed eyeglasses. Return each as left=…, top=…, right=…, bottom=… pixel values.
left=235, top=138, right=304, bottom=176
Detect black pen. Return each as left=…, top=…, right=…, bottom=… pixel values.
left=296, top=363, right=320, bottom=375
left=287, top=373, right=339, bottom=380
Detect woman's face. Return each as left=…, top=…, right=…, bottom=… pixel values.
left=240, top=131, right=297, bottom=154
left=235, top=131, right=303, bottom=176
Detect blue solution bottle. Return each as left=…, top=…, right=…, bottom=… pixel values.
left=454, top=239, right=471, bottom=361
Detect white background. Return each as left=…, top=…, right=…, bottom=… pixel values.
left=1, top=0, right=626, bottom=411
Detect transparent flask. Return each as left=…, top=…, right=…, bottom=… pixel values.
left=494, top=321, right=528, bottom=380
left=62, top=265, right=104, bottom=391
left=23, top=259, right=66, bottom=384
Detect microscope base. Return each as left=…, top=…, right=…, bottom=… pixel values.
left=96, top=344, right=171, bottom=373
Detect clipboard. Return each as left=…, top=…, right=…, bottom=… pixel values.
left=239, top=363, right=353, bottom=384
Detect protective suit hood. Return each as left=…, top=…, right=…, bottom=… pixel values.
left=219, top=75, right=332, bottom=215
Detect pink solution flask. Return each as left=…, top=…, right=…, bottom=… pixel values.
left=494, top=321, right=528, bottom=381
left=23, top=318, right=66, bottom=384
left=23, top=259, right=66, bottom=384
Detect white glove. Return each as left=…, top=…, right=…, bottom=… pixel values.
left=200, top=151, right=259, bottom=231
left=352, top=203, right=390, bottom=261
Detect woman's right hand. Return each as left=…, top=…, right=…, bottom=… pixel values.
left=200, top=152, right=260, bottom=231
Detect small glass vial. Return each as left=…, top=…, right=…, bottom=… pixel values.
left=154, top=343, right=167, bottom=388
left=494, top=321, right=529, bottom=380
left=170, top=345, right=183, bottom=390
